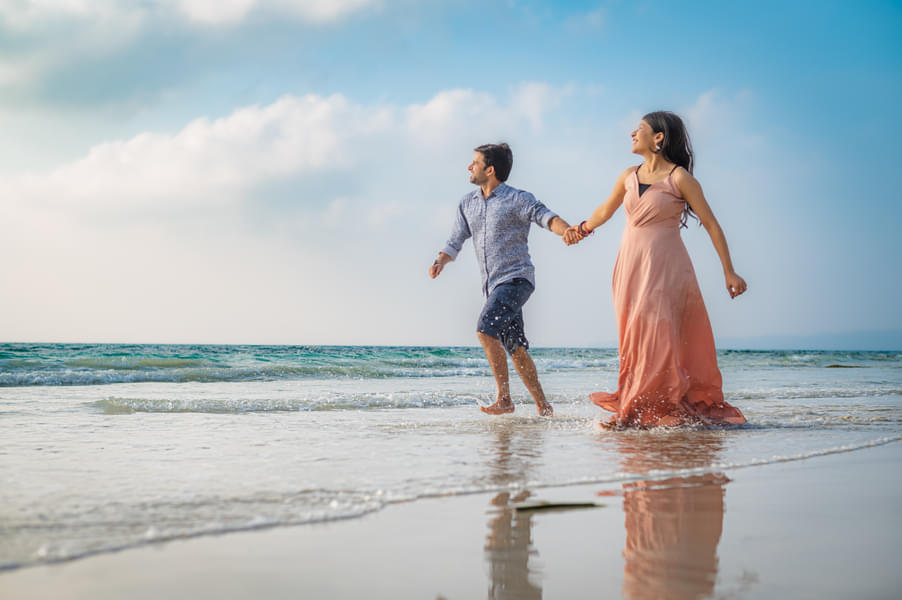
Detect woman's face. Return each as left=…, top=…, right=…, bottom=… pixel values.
left=630, top=120, right=659, bottom=155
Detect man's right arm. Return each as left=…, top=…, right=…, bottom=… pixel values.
left=429, top=202, right=471, bottom=279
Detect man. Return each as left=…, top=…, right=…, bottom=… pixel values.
left=428, top=143, right=570, bottom=416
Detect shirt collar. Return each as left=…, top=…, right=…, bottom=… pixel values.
left=478, top=182, right=509, bottom=200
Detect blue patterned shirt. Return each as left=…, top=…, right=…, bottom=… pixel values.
left=441, top=182, right=558, bottom=296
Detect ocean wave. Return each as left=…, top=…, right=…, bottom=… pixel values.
left=0, top=364, right=492, bottom=387
left=0, top=346, right=620, bottom=387
left=1, top=488, right=388, bottom=571
left=718, top=349, right=902, bottom=368
left=730, top=387, right=902, bottom=401
left=64, top=357, right=218, bottom=370
left=90, top=392, right=484, bottom=413
left=1, top=344, right=898, bottom=388
left=741, top=413, right=902, bottom=428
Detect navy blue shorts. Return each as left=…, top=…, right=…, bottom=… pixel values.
left=477, top=278, right=534, bottom=355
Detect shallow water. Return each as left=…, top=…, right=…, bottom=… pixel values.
left=1, top=344, right=900, bottom=570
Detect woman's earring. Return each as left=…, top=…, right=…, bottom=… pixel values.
left=654, top=143, right=662, bottom=152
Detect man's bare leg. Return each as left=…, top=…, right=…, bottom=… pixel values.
left=511, top=346, right=553, bottom=416
left=477, top=332, right=515, bottom=414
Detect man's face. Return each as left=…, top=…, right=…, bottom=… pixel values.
left=468, top=152, right=491, bottom=185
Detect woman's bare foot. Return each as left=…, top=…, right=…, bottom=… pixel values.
left=480, top=398, right=515, bottom=415
left=656, top=415, right=683, bottom=427
left=597, top=418, right=620, bottom=430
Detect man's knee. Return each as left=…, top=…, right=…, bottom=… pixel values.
left=511, top=346, right=537, bottom=369
left=511, top=345, right=530, bottom=360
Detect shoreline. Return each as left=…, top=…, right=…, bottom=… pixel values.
left=3, top=440, right=900, bottom=599
left=5, top=433, right=899, bottom=574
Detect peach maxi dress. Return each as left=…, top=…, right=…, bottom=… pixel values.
left=590, top=166, right=746, bottom=427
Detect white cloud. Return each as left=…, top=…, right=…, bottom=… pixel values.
left=0, top=0, right=377, bottom=29
left=0, top=1, right=132, bottom=29
left=0, top=52, right=43, bottom=86
left=10, top=94, right=392, bottom=211
left=170, top=0, right=259, bottom=25
left=510, top=82, right=570, bottom=130
left=405, top=89, right=500, bottom=144
left=267, top=0, right=377, bottom=23
left=0, top=0, right=378, bottom=87
left=0, top=1, right=145, bottom=88
left=6, top=87, right=566, bottom=218
left=405, top=83, right=570, bottom=146
left=169, top=0, right=378, bottom=26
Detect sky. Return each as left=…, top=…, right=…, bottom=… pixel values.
left=1, top=0, right=900, bottom=349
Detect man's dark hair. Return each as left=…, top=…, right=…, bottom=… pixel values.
left=474, top=143, right=513, bottom=182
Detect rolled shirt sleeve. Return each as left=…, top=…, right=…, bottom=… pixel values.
left=517, top=190, right=558, bottom=230
left=440, top=200, right=472, bottom=260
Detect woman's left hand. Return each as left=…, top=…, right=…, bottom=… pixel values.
left=725, top=272, right=747, bottom=298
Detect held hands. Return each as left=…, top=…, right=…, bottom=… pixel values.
left=725, top=272, right=748, bottom=299
left=563, top=221, right=594, bottom=246
left=563, top=226, right=584, bottom=245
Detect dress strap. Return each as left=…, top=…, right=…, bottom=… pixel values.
left=669, top=164, right=679, bottom=175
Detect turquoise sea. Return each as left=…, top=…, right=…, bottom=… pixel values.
left=1, top=343, right=901, bottom=571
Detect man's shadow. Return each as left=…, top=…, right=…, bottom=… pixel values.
left=601, top=431, right=730, bottom=600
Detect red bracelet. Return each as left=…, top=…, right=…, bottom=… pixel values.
left=578, top=220, right=594, bottom=236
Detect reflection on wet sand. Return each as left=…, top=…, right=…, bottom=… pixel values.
left=482, top=425, right=544, bottom=599
left=620, top=473, right=727, bottom=599
left=479, top=426, right=735, bottom=599
left=485, top=491, right=541, bottom=600
left=611, top=432, right=729, bottom=600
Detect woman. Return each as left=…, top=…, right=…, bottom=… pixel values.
left=564, top=111, right=747, bottom=428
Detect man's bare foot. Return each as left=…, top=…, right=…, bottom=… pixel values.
left=536, top=402, right=553, bottom=417
left=480, top=399, right=515, bottom=415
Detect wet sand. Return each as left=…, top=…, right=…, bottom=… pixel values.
left=2, top=441, right=900, bottom=599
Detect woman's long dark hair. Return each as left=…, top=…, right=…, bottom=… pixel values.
left=643, top=111, right=697, bottom=228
